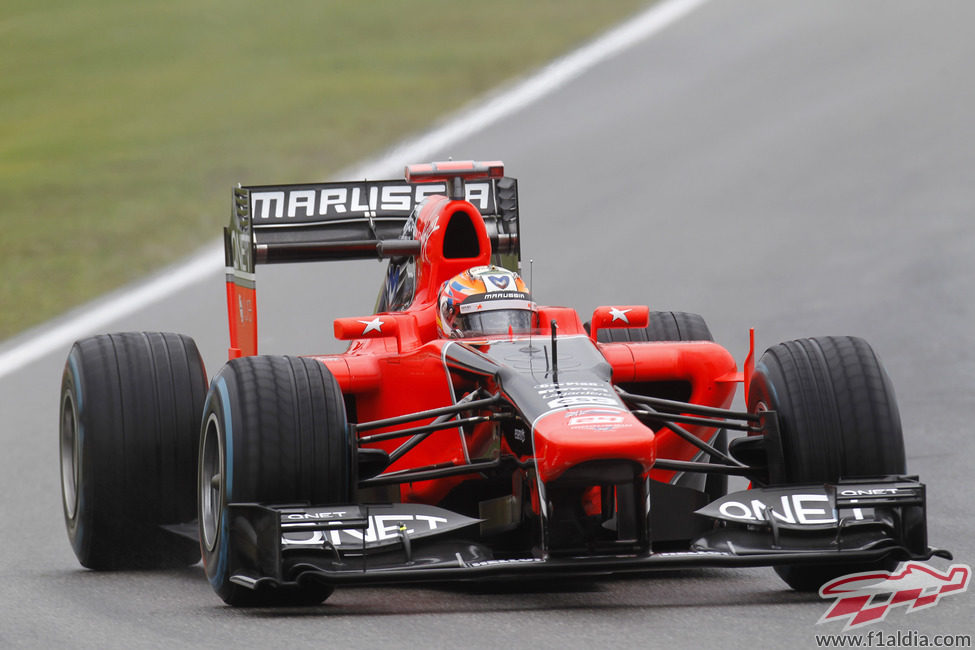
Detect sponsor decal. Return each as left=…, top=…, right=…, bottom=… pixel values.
left=463, top=302, right=531, bottom=316
left=229, top=226, right=252, bottom=273
left=283, top=513, right=447, bottom=549
left=535, top=381, right=607, bottom=391
left=818, top=562, right=971, bottom=630
left=697, top=488, right=840, bottom=528
left=285, top=511, right=350, bottom=520
left=480, top=291, right=527, bottom=301
left=837, top=487, right=902, bottom=497
left=568, top=415, right=625, bottom=427
left=561, top=407, right=629, bottom=431
left=486, top=274, right=511, bottom=290
left=237, top=294, right=253, bottom=324
left=418, top=222, right=440, bottom=257
left=249, top=180, right=495, bottom=222
left=534, top=381, right=621, bottom=410
left=468, top=558, right=545, bottom=568
left=547, top=396, right=618, bottom=408
left=280, top=505, right=479, bottom=550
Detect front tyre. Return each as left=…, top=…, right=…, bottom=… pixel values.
left=60, top=332, right=207, bottom=569
left=199, top=356, right=354, bottom=606
left=747, top=336, right=905, bottom=590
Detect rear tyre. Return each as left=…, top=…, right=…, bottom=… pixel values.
left=60, top=332, right=207, bottom=569
left=747, top=336, right=905, bottom=591
left=596, top=311, right=713, bottom=343
left=199, top=356, right=354, bottom=606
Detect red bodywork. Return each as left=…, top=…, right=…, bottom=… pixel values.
left=224, top=164, right=743, bottom=512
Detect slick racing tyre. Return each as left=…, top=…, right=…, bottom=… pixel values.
left=595, top=310, right=713, bottom=343
left=199, top=356, right=354, bottom=606
left=747, top=336, right=905, bottom=591
left=60, top=332, right=207, bottom=569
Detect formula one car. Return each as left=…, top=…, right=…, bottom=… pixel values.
left=59, top=161, right=949, bottom=605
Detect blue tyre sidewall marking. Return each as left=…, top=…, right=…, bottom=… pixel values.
left=754, top=361, right=779, bottom=407
left=209, top=375, right=234, bottom=589
left=66, top=350, right=87, bottom=555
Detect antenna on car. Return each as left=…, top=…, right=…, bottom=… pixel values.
left=528, top=258, right=535, bottom=352
left=550, top=320, right=559, bottom=382
left=528, top=258, right=533, bottom=302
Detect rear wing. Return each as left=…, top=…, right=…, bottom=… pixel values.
left=224, top=161, right=520, bottom=358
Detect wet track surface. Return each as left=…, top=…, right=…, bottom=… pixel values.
left=2, top=1, right=974, bottom=647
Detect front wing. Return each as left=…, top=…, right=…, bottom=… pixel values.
left=222, top=477, right=949, bottom=591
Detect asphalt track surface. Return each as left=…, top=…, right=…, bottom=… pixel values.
left=3, top=1, right=974, bottom=647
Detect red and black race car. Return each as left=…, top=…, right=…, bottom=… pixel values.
left=59, top=161, right=949, bottom=605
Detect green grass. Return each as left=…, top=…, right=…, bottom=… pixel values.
left=0, top=0, right=648, bottom=340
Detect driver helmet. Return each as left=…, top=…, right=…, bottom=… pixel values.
left=437, top=266, right=537, bottom=337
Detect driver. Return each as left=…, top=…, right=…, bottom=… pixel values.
left=437, top=265, right=537, bottom=337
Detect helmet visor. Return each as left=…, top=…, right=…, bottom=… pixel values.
left=457, top=309, right=534, bottom=336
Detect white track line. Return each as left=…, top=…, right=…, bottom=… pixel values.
left=0, top=0, right=710, bottom=379
left=0, top=243, right=224, bottom=378
left=347, top=0, right=712, bottom=179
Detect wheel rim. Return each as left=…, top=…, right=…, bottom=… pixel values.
left=200, top=413, right=223, bottom=552
left=60, top=392, right=79, bottom=521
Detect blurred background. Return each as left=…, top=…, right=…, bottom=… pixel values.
left=1, top=0, right=646, bottom=341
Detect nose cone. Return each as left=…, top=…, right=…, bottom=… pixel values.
left=531, top=409, right=655, bottom=483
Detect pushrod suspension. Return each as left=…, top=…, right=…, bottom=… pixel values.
left=616, top=389, right=760, bottom=422
left=354, top=392, right=500, bottom=432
